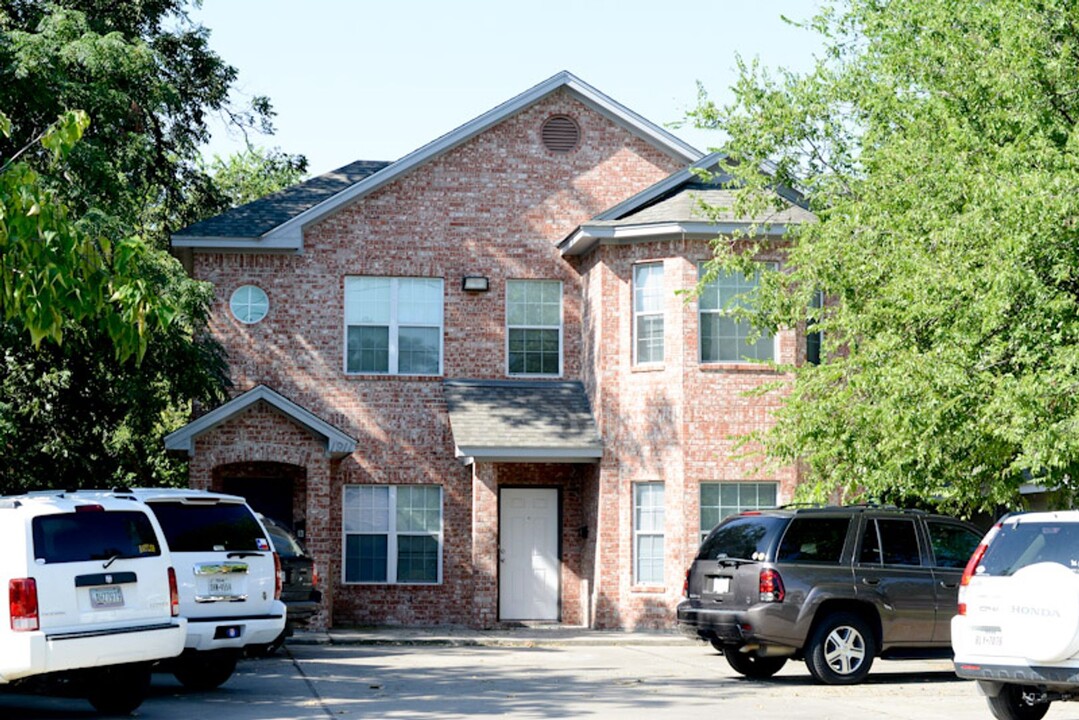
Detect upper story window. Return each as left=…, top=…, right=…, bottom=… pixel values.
left=230, top=285, right=269, bottom=324
left=807, top=289, right=824, bottom=365
left=633, top=263, right=664, bottom=365
left=506, top=280, right=562, bottom=376
left=698, top=264, right=775, bottom=363
left=344, top=277, right=444, bottom=375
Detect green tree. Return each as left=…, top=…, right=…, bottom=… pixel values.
left=0, top=1, right=303, bottom=492
left=1, top=109, right=170, bottom=358
left=692, top=0, right=1079, bottom=515
left=205, top=146, right=307, bottom=207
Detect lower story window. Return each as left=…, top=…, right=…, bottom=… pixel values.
left=634, top=482, right=665, bottom=585
left=700, top=482, right=778, bottom=541
left=343, top=485, right=442, bottom=584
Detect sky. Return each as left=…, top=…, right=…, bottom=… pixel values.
left=192, top=1, right=823, bottom=177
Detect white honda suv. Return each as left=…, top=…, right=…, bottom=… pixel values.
left=82, top=488, right=287, bottom=690
left=0, top=491, right=186, bottom=713
left=952, top=511, right=1079, bottom=720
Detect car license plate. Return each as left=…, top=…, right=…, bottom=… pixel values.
left=209, top=578, right=233, bottom=595
left=972, top=627, right=1003, bottom=648
left=710, top=577, right=730, bottom=594
left=90, top=585, right=124, bottom=609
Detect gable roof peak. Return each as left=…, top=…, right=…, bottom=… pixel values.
left=172, top=71, right=702, bottom=253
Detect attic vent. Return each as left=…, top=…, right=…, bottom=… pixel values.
left=541, top=115, right=580, bottom=154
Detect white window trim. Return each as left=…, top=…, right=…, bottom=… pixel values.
left=632, top=262, right=664, bottom=366
left=504, top=279, right=564, bottom=378
left=633, top=482, right=665, bottom=586
left=341, top=484, right=444, bottom=586
left=699, top=481, right=779, bottom=541
left=343, top=277, right=445, bottom=376
left=697, top=262, right=777, bottom=364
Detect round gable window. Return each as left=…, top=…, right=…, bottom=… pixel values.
left=541, top=115, right=580, bottom=154
left=230, top=285, right=269, bottom=324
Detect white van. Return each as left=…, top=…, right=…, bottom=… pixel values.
left=98, top=488, right=287, bottom=689
left=0, top=492, right=186, bottom=714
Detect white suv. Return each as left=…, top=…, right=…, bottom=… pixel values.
left=0, top=492, right=186, bottom=714
left=81, top=488, right=287, bottom=690
left=952, top=511, right=1079, bottom=720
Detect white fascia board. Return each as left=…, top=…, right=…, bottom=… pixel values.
left=561, top=221, right=792, bottom=256
left=589, top=151, right=726, bottom=224
left=262, top=71, right=703, bottom=244
left=171, top=233, right=303, bottom=253
left=164, top=385, right=356, bottom=459
left=453, top=445, right=603, bottom=464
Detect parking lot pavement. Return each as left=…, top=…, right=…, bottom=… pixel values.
left=2, top=643, right=1078, bottom=719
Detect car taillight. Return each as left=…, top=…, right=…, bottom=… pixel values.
left=274, top=552, right=283, bottom=600
left=74, top=504, right=104, bottom=512
left=167, top=567, right=180, bottom=617
left=957, top=522, right=1001, bottom=616
left=10, top=578, right=39, bottom=631
left=759, top=568, right=785, bottom=603
left=311, top=561, right=319, bottom=588
left=683, top=568, right=691, bottom=598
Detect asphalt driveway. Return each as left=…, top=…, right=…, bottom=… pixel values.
left=1, top=642, right=1076, bottom=719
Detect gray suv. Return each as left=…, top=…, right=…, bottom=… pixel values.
left=677, top=506, right=983, bottom=684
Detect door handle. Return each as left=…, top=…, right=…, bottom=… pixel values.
left=861, top=577, right=880, bottom=586
left=940, top=581, right=958, bottom=589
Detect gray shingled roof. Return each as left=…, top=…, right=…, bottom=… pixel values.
left=598, top=182, right=815, bottom=226
left=174, top=159, right=391, bottom=239
left=443, top=379, right=602, bottom=463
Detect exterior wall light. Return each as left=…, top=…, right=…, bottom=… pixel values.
left=462, top=276, right=490, bottom=292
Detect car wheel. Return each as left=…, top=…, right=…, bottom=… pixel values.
left=85, top=662, right=151, bottom=714
left=173, top=649, right=240, bottom=691
left=805, top=612, right=876, bottom=685
left=987, top=685, right=1050, bottom=720
left=724, top=649, right=788, bottom=679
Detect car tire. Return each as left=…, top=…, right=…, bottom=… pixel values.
left=805, top=612, right=876, bottom=685
left=724, top=649, right=788, bottom=679
left=987, top=686, right=1051, bottom=720
left=173, top=649, right=240, bottom=691
left=85, top=662, right=151, bottom=715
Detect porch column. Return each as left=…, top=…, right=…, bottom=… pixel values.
left=471, top=463, right=498, bottom=628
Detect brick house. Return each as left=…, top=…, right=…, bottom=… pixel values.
left=166, top=71, right=814, bottom=630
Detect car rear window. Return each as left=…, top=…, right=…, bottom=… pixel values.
left=776, top=517, right=850, bottom=564
left=697, top=515, right=788, bottom=561
left=978, top=521, right=1079, bottom=576
left=148, top=501, right=268, bottom=552
left=264, top=522, right=305, bottom=558
left=32, top=511, right=161, bottom=563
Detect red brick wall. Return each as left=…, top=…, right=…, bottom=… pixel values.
left=585, top=241, right=802, bottom=629
left=187, top=89, right=683, bottom=628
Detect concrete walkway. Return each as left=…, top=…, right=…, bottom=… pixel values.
left=291, top=626, right=694, bottom=647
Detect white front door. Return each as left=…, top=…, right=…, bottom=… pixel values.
left=499, top=488, right=559, bottom=621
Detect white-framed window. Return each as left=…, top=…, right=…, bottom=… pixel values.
left=506, top=279, right=562, bottom=376
left=699, top=482, right=778, bottom=541
left=230, top=285, right=269, bottom=324
left=633, top=263, right=664, bottom=365
left=633, top=482, right=665, bottom=585
left=343, top=485, right=442, bottom=584
left=698, top=263, right=775, bottom=363
left=344, top=277, right=444, bottom=375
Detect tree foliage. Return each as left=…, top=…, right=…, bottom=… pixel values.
left=0, top=1, right=303, bottom=493
left=1, top=109, right=172, bottom=357
left=693, top=0, right=1079, bottom=515
left=204, top=146, right=307, bottom=207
